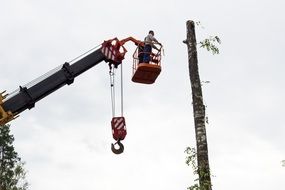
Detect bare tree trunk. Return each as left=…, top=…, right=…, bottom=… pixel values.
left=183, top=20, right=212, bottom=190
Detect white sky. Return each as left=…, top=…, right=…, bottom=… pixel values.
left=1, top=0, right=285, bottom=189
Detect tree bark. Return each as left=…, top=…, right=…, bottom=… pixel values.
left=184, top=20, right=212, bottom=190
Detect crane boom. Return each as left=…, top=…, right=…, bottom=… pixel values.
left=0, top=36, right=163, bottom=154
left=3, top=49, right=105, bottom=114
left=0, top=37, right=132, bottom=125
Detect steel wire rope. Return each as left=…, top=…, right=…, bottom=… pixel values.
left=68, top=44, right=101, bottom=64
left=5, top=43, right=102, bottom=101
left=6, top=65, right=63, bottom=100
left=24, top=65, right=62, bottom=88
left=120, top=62, right=124, bottom=116
left=23, top=43, right=101, bottom=89
left=109, top=66, right=116, bottom=118
left=109, top=64, right=124, bottom=118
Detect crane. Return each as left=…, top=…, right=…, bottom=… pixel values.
left=0, top=37, right=162, bottom=154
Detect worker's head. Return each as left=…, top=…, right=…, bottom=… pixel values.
left=149, top=30, right=154, bottom=36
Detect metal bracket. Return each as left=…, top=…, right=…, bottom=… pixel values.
left=19, top=86, right=35, bottom=110
left=0, top=91, right=16, bottom=126
left=62, top=62, right=74, bottom=85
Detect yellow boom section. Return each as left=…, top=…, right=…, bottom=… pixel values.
left=0, top=91, right=16, bottom=126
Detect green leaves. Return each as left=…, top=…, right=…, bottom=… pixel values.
left=185, top=146, right=212, bottom=190
left=195, top=21, right=221, bottom=55
left=188, top=183, right=199, bottom=190
left=0, top=124, right=29, bottom=190
left=199, top=36, right=221, bottom=55
left=185, top=147, right=197, bottom=170
left=185, top=147, right=199, bottom=189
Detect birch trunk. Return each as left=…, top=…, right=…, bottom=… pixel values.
left=184, top=20, right=212, bottom=190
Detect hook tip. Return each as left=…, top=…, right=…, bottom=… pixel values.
left=111, top=141, right=124, bottom=154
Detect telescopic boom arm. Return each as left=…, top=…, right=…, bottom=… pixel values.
left=0, top=37, right=142, bottom=125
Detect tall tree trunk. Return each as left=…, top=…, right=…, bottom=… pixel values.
left=184, top=20, right=212, bottom=190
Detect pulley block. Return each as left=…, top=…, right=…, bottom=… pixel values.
left=111, top=116, right=127, bottom=154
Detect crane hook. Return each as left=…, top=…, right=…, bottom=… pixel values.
left=111, top=140, right=124, bottom=154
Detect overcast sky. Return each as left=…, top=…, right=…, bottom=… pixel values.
left=1, top=0, right=284, bottom=190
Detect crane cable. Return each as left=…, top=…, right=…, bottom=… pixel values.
left=109, top=64, right=124, bottom=118
left=120, top=62, right=124, bottom=116
left=68, top=44, right=101, bottom=64
left=109, top=66, right=116, bottom=118
left=6, top=44, right=103, bottom=100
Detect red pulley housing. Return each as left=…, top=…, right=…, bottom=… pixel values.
left=111, top=117, right=127, bottom=141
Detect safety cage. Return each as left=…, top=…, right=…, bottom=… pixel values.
left=132, top=43, right=162, bottom=84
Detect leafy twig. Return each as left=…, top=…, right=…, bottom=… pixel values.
left=199, top=36, right=221, bottom=55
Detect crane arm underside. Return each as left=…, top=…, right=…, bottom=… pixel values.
left=0, top=37, right=139, bottom=125
left=2, top=48, right=106, bottom=116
